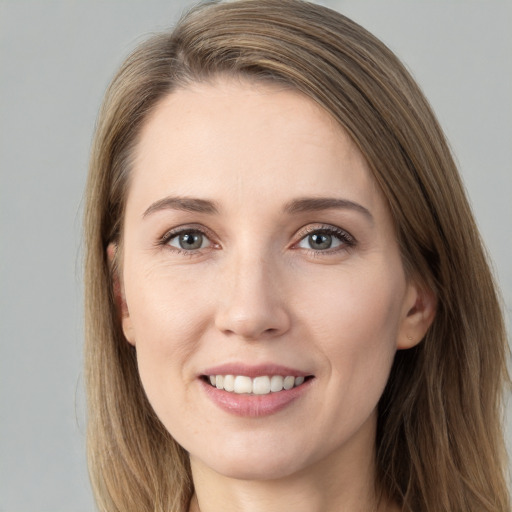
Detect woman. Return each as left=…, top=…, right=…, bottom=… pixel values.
left=83, top=1, right=510, bottom=511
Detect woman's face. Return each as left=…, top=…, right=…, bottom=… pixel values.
left=118, top=79, right=427, bottom=481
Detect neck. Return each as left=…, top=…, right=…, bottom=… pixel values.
left=188, top=418, right=396, bottom=512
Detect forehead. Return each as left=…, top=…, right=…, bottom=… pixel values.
left=127, top=78, right=382, bottom=217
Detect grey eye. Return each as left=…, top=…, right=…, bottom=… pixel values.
left=308, top=233, right=332, bottom=250
left=168, top=231, right=210, bottom=250
left=298, top=232, right=343, bottom=251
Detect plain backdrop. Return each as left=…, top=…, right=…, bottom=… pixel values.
left=1, top=1, right=511, bottom=510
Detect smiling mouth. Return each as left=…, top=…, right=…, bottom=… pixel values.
left=202, top=374, right=314, bottom=395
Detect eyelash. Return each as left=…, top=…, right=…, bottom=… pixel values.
left=293, top=224, right=356, bottom=255
left=157, top=225, right=217, bottom=257
left=157, top=224, right=356, bottom=256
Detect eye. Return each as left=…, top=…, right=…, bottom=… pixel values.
left=296, top=226, right=355, bottom=252
left=166, top=230, right=211, bottom=251
left=298, top=232, right=340, bottom=251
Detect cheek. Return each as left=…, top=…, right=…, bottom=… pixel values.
left=124, top=259, right=212, bottom=340
left=297, top=263, right=405, bottom=391
left=302, top=261, right=404, bottom=332
left=122, top=263, right=214, bottom=397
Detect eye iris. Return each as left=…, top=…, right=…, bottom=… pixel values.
left=309, top=233, right=332, bottom=250
left=179, top=232, right=203, bottom=250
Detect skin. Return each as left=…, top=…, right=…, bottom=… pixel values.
left=116, top=78, right=434, bottom=512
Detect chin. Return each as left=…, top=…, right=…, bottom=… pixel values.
left=188, top=433, right=318, bottom=482
left=201, top=455, right=304, bottom=482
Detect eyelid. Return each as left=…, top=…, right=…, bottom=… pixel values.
left=292, top=223, right=356, bottom=251
left=158, top=224, right=218, bottom=249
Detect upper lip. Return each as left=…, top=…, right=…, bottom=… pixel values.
left=200, top=363, right=311, bottom=379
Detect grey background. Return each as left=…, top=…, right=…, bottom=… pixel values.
left=1, top=1, right=510, bottom=511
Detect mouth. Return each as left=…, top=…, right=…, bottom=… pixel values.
left=199, top=364, right=315, bottom=416
left=201, top=374, right=314, bottom=395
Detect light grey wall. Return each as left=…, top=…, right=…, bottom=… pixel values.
left=0, top=1, right=510, bottom=511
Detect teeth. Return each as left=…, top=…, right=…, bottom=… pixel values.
left=270, top=375, right=284, bottom=392
left=253, top=376, right=271, bottom=395
left=234, top=376, right=252, bottom=394
left=207, top=374, right=307, bottom=395
left=223, top=374, right=235, bottom=392
left=283, top=376, right=295, bottom=390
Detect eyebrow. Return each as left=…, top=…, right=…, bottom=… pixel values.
left=284, top=197, right=373, bottom=221
left=143, top=196, right=219, bottom=218
left=142, top=195, right=372, bottom=221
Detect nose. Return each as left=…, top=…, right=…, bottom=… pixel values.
left=214, top=252, right=291, bottom=341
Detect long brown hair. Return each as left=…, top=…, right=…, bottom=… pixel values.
left=84, top=1, right=510, bottom=510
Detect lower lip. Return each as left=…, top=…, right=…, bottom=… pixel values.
left=200, top=378, right=313, bottom=417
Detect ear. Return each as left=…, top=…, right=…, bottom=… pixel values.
left=107, top=243, right=136, bottom=346
left=397, top=279, right=436, bottom=350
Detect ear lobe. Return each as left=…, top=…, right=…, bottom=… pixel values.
left=107, top=243, right=136, bottom=346
left=397, top=281, right=437, bottom=350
